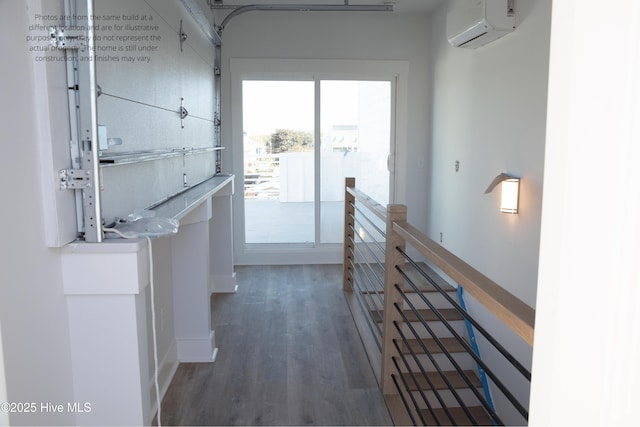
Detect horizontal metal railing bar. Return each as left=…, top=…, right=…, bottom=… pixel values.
left=352, top=203, right=387, bottom=240
left=396, top=280, right=498, bottom=420
left=345, top=190, right=389, bottom=356
left=397, top=277, right=524, bottom=421
left=347, top=186, right=387, bottom=222
left=350, top=260, right=384, bottom=342
left=372, top=307, right=463, bottom=324
left=393, top=220, right=535, bottom=345
left=391, top=356, right=427, bottom=426
left=422, top=406, right=496, bottom=426
left=392, top=328, right=454, bottom=425
left=397, top=253, right=531, bottom=382
left=350, top=236, right=385, bottom=292
left=352, top=214, right=386, bottom=254
left=351, top=228, right=386, bottom=272
left=390, top=372, right=417, bottom=426
left=349, top=275, right=383, bottom=351
left=395, top=314, right=485, bottom=426
left=350, top=259, right=384, bottom=309
left=354, top=265, right=382, bottom=326
left=351, top=266, right=384, bottom=325
left=349, top=259, right=384, bottom=346
left=394, top=301, right=480, bottom=394
left=394, top=300, right=502, bottom=425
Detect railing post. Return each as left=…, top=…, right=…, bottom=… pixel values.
left=343, top=177, right=356, bottom=292
left=381, top=204, right=407, bottom=395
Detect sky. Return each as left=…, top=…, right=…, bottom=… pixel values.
left=242, top=80, right=361, bottom=135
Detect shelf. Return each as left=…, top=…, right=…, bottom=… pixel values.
left=151, top=174, right=234, bottom=221
left=99, top=146, right=224, bottom=167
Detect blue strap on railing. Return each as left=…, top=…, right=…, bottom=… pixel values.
left=457, top=286, right=497, bottom=423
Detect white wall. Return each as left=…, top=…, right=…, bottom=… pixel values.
left=531, top=1, right=640, bottom=425
left=0, top=0, right=76, bottom=424
left=427, top=0, right=552, bottom=308
left=219, top=10, right=433, bottom=229
left=426, top=1, right=552, bottom=423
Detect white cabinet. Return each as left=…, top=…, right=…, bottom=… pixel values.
left=62, top=175, right=235, bottom=425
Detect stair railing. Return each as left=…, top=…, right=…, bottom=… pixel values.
left=343, top=178, right=389, bottom=372
left=343, top=178, right=535, bottom=426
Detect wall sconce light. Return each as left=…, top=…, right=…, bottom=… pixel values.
left=485, top=173, right=520, bottom=214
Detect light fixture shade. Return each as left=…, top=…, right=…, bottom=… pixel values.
left=500, top=178, right=520, bottom=214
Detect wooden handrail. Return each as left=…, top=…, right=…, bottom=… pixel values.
left=344, top=178, right=535, bottom=346
left=393, top=220, right=535, bottom=345
left=346, top=186, right=387, bottom=222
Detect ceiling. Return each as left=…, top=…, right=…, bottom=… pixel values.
left=215, top=0, right=446, bottom=15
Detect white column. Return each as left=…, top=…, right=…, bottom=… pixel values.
left=62, top=240, right=151, bottom=426
left=171, top=198, right=218, bottom=362
left=210, top=180, right=237, bottom=293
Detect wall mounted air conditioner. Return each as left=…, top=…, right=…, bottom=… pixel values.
left=447, top=0, right=515, bottom=49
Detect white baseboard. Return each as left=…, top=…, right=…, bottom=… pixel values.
left=210, top=272, right=237, bottom=293
left=176, top=330, right=217, bottom=363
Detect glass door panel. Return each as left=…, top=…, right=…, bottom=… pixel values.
left=320, top=80, right=392, bottom=243
left=242, top=80, right=315, bottom=244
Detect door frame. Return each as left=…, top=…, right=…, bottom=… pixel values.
left=230, top=58, right=409, bottom=265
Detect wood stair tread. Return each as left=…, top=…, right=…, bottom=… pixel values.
left=402, top=263, right=454, bottom=291
left=402, top=282, right=456, bottom=294
left=421, top=405, right=494, bottom=426
left=371, top=308, right=463, bottom=323
left=400, top=337, right=467, bottom=355
left=401, top=370, right=481, bottom=391
left=353, top=262, right=455, bottom=294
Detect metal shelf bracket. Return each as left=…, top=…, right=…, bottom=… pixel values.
left=59, top=169, right=93, bottom=190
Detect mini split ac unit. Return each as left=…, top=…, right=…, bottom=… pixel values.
left=447, top=0, right=516, bottom=49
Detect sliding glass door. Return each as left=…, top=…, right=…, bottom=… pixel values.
left=241, top=77, right=394, bottom=248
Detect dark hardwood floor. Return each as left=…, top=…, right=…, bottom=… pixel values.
left=158, top=265, right=393, bottom=426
